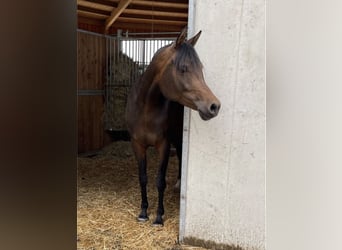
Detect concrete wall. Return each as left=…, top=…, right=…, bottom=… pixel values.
left=180, top=0, right=265, bottom=249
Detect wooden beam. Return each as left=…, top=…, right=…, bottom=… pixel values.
left=77, top=0, right=113, bottom=12
left=117, top=16, right=187, bottom=26
left=123, top=8, right=188, bottom=18
left=78, top=17, right=184, bottom=35
left=131, top=0, right=188, bottom=9
left=109, top=21, right=183, bottom=33
left=77, top=1, right=187, bottom=19
left=78, top=10, right=108, bottom=19
left=78, top=16, right=104, bottom=26
left=86, top=0, right=188, bottom=9
left=105, top=0, right=133, bottom=32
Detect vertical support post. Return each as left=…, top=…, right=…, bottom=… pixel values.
left=105, top=36, right=109, bottom=130
left=117, top=29, right=122, bottom=54
left=179, top=0, right=195, bottom=242
left=142, top=40, right=146, bottom=71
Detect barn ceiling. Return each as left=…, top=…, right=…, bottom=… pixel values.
left=77, top=0, right=189, bottom=36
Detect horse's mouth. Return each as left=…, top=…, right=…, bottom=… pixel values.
left=195, top=99, right=220, bottom=121
left=199, top=110, right=213, bottom=121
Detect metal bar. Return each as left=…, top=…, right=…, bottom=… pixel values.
left=125, top=31, right=179, bottom=36
left=105, top=36, right=109, bottom=129
left=121, top=36, right=177, bottom=40
left=77, top=29, right=112, bottom=39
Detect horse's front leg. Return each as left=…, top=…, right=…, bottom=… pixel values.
left=153, top=139, right=171, bottom=226
left=174, top=141, right=182, bottom=190
left=131, top=140, right=149, bottom=222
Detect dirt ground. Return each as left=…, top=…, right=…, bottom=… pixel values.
left=77, top=141, right=207, bottom=250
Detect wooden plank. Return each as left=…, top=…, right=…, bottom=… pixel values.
left=78, top=0, right=113, bottom=12
left=105, top=0, right=133, bottom=31
left=77, top=31, right=107, bottom=153
left=77, top=0, right=189, bottom=33
left=78, top=16, right=104, bottom=26
left=77, top=96, right=104, bottom=153
left=78, top=16, right=185, bottom=34
left=78, top=19, right=106, bottom=34
left=108, top=21, right=184, bottom=33
left=101, top=0, right=188, bottom=9
left=77, top=32, right=106, bottom=90
left=123, top=8, right=188, bottom=18
left=78, top=18, right=184, bottom=34
left=117, top=16, right=187, bottom=26
left=78, top=8, right=187, bottom=21
left=78, top=10, right=108, bottom=19
left=79, top=0, right=188, bottom=9
left=132, top=0, right=188, bottom=9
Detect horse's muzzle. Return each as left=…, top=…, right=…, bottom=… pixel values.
left=198, top=101, right=221, bottom=120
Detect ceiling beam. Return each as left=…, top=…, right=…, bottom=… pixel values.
left=117, top=16, right=187, bottom=26
left=124, top=8, right=188, bottom=18
left=78, top=10, right=108, bottom=19
left=77, top=0, right=113, bottom=12
left=105, top=0, right=133, bottom=32
left=110, top=21, right=183, bottom=33
left=131, top=0, right=188, bottom=9
left=77, top=2, right=187, bottom=19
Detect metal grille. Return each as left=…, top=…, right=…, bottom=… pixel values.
left=104, top=32, right=176, bottom=131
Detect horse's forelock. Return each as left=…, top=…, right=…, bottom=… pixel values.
left=174, top=43, right=202, bottom=71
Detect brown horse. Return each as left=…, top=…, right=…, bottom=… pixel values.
left=125, top=28, right=220, bottom=226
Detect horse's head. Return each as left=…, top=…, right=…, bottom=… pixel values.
left=154, top=28, right=221, bottom=120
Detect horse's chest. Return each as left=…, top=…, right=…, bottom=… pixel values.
left=129, top=107, right=167, bottom=146
left=144, top=114, right=168, bottom=141
left=129, top=100, right=183, bottom=146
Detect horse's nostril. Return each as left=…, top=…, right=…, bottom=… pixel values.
left=210, top=103, right=218, bottom=114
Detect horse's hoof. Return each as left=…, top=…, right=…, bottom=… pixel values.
left=152, top=221, right=163, bottom=227
left=137, top=215, right=149, bottom=222
left=152, top=216, right=164, bottom=226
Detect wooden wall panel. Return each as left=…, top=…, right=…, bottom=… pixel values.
left=77, top=31, right=109, bottom=153
left=77, top=96, right=105, bottom=153
left=77, top=32, right=106, bottom=90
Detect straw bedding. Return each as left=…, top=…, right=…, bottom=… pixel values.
left=77, top=141, right=207, bottom=250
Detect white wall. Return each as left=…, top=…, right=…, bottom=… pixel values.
left=180, top=0, right=265, bottom=249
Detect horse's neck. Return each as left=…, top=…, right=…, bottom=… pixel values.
left=134, top=64, right=166, bottom=108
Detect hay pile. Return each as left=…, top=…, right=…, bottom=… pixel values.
left=104, top=52, right=140, bottom=131
left=77, top=141, right=207, bottom=250
left=103, top=86, right=130, bottom=130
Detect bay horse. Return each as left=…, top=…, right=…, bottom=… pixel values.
left=125, top=28, right=221, bottom=226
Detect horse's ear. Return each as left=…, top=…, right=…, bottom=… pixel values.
left=175, top=27, right=187, bottom=48
left=187, top=30, right=202, bottom=47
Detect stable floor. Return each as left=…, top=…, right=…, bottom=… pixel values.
left=77, top=141, right=206, bottom=250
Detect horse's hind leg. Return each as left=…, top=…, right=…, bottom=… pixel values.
left=154, top=140, right=171, bottom=226
left=131, top=140, right=149, bottom=221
